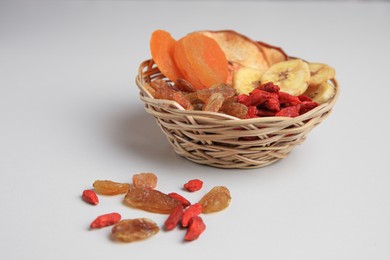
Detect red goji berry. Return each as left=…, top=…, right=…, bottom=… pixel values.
left=298, top=95, right=313, bottom=102
left=183, top=179, right=203, bottom=192
left=256, top=82, right=280, bottom=93
left=299, top=101, right=319, bottom=115
left=275, top=105, right=300, bottom=117
left=257, top=108, right=275, bottom=117
left=237, top=94, right=251, bottom=106
left=184, top=216, right=206, bottom=241
left=247, top=89, right=270, bottom=106
left=182, top=203, right=202, bottom=227
left=278, top=92, right=301, bottom=107
left=168, top=192, right=191, bottom=208
left=164, top=204, right=184, bottom=231
left=90, top=212, right=121, bottom=229
left=82, top=189, right=99, bottom=205
left=245, top=106, right=258, bottom=119
left=264, top=96, right=280, bottom=111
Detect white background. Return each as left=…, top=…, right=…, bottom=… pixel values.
left=1, top=1, right=389, bottom=259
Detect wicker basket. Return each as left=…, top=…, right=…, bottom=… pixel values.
left=136, top=59, right=339, bottom=169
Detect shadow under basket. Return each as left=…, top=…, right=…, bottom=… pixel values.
left=136, top=59, right=339, bottom=169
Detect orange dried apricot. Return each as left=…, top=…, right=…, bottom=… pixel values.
left=150, top=30, right=183, bottom=82
left=174, top=33, right=229, bottom=90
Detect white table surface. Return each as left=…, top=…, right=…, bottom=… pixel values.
left=1, top=1, right=390, bottom=259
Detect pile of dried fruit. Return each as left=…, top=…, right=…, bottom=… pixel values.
left=82, top=173, right=231, bottom=243
left=145, top=30, right=336, bottom=118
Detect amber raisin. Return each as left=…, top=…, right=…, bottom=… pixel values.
left=132, top=173, right=157, bottom=189
left=202, top=92, right=225, bottom=112
left=196, top=84, right=235, bottom=103
left=198, top=186, right=231, bottom=214
left=123, top=187, right=180, bottom=214
left=111, top=218, right=159, bottom=242
left=93, top=180, right=130, bottom=195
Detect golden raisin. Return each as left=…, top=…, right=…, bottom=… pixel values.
left=198, top=186, right=231, bottom=213
left=202, top=92, right=225, bottom=112
left=111, top=218, right=159, bottom=242
left=132, top=173, right=157, bottom=189
left=196, top=84, right=236, bottom=103
left=123, top=187, right=180, bottom=214
left=93, top=180, right=130, bottom=195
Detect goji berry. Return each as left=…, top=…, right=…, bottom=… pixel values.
left=164, top=204, right=184, bottom=231
left=247, top=89, right=270, bottom=106
left=82, top=189, right=99, bottom=205
left=298, top=95, right=313, bottom=102
left=257, top=108, right=275, bottom=117
left=237, top=94, right=251, bottom=106
left=264, top=96, right=280, bottom=111
left=184, top=179, right=203, bottom=192
left=278, top=92, right=301, bottom=107
left=90, top=212, right=121, bottom=229
left=275, top=105, right=300, bottom=117
left=184, top=216, right=206, bottom=241
left=245, top=106, right=258, bottom=119
left=168, top=192, right=191, bottom=208
left=299, top=101, right=319, bottom=115
left=182, top=203, right=202, bottom=227
left=256, top=82, right=280, bottom=93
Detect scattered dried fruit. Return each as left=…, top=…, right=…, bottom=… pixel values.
left=82, top=189, right=99, bottom=205
left=124, top=187, right=180, bottom=214
left=132, top=172, right=158, bottom=189
left=183, top=179, right=203, bottom=192
left=93, top=180, right=130, bottom=195
left=112, top=218, right=159, bottom=242
left=164, top=204, right=184, bottom=231
left=184, top=216, right=206, bottom=241
left=182, top=203, right=203, bottom=228
left=199, top=186, right=231, bottom=214
left=168, top=192, right=191, bottom=208
left=90, top=212, right=121, bottom=229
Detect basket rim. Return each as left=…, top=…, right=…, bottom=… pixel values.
left=136, top=59, right=339, bottom=123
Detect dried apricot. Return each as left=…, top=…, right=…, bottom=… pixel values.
left=198, top=186, right=231, bottom=214
left=112, top=218, right=159, bottom=242
left=174, top=33, right=229, bottom=90
left=123, top=187, right=180, bottom=214
left=150, top=30, right=183, bottom=82
left=132, top=173, right=157, bottom=189
left=93, top=180, right=130, bottom=195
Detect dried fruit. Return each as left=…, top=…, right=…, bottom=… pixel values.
left=168, top=192, right=191, bottom=208
left=174, top=78, right=196, bottom=93
left=132, top=172, right=157, bottom=190
left=93, top=180, right=130, bottom=195
left=164, top=204, right=184, bottom=231
left=181, top=203, right=202, bottom=227
left=299, top=101, right=319, bottom=115
left=203, top=92, right=225, bottom=112
left=196, top=83, right=236, bottom=103
left=174, top=33, right=229, bottom=90
left=124, top=187, right=180, bottom=214
left=150, top=30, right=183, bottom=82
left=184, top=216, right=206, bottom=241
left=199, top=186, right=231, bottom=214
left=198, top=30, right=269, bottom=71
left=220, top=97, right=248, bottom=119
left=275, top=105, right=300, bottom=117
left=256, top=41, right=288, bottom=66
left=90, top=212, right=121, bottom=229
left=308, top=62, right=336, bottom=86
left=278, top=91, right=302, bottom=107
left=183, top=179, right=203, bottom=192
left=82, top=189, right=99, bottom=205
left=261, top=59, right=310, bottom=96
left=112, top=218, right=159, bottom=242
left=246, top=106, right=258, bottom=119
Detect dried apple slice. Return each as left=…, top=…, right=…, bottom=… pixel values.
left=197, top=30, right=269, bottom=71
left=257, top=41, right=288, bottom=66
